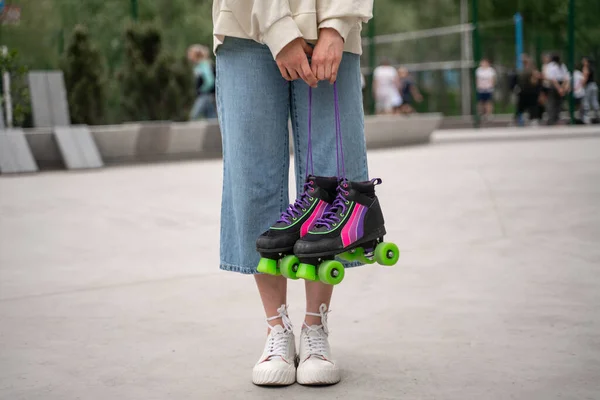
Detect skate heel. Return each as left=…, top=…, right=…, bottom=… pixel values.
left=257, top=257, right=280, bottom=276
left=296, top=263, right=318, bottom=281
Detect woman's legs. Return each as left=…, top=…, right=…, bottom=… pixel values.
left=290, top=51, right=367, bottom=358
left=589, top=83, right=600, bottom=117
left=304, top=281, right=333, bottom=325
left=189, top=96, right=203, bottom=120
left=255, top=275, right=288, bottom=329
left=216, top=37, right=291, bottom=309
left=547, top=88, right=560, bottom=125
left=217, top=38, right=297, bottom=385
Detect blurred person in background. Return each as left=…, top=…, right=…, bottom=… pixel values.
left=373, top=58, right=401, bottom=114
left=515, top=54, right=542, bottom=126
left=538, top=53, right=552, bottom=121
left=545, top=54, right=570, bottom=125
left=397, top=67, right=422, bottom=114
left=475, top=58, right=496, bottom=120
left=582, top=57, right=599, bottom=123
left=573, top=63, right=586, bottom=122
left=188, top=44, right=217, bottom=120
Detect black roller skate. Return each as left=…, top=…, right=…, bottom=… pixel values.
left=293, top=178, right=400, bottom=285
left=256, top=175, right=338, bottom=278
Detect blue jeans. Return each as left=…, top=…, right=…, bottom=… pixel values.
left=190, top=93, right=217, bottom=120
left=216, top=37, right=369, bottom=274
left=583, top=82, right=599, bottom=119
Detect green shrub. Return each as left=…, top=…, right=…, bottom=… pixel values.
left=118, top=23, right=193, bottom=122
left=62, top=25, right=106, bottom=125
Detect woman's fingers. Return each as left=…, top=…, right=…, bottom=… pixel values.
left=287, top=67, right=300, bottom=81
left=275, top=38, right=318, bottom=86
left=316, top=64, right=326, bottom=81
left=324, top=59, right=333, bottom=83
left=301, top=41, right=313, bottom=56
left=277, top=62, right=292, bottom=81
left=330, top=59, right=339, bottom=84
left=300, top=59, right=318, bottom=88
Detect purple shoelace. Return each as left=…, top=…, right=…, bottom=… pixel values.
left=276, top=82, right=346, bottom=228
left=277, top=180, right=315, bottom=224
left=314, top=180, right=350, bottom=229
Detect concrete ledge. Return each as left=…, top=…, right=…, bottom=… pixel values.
left=439, top=114, right=513, bottom=129
left=433, top=125, right=600, bottom=144
left=365, top=113, right=441, bottom=148
left=24, top=128, right=62, bottom=169
left=93, top=124, right=141, bottom=163
left=22, top=114, right=441, bottom=169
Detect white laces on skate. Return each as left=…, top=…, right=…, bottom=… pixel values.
left=262, top=305, right=293, bottom=363
left=302, top=303, right=331, bottom=361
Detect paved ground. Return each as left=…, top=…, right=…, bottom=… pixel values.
left=1, top=132, right=600, bottom=400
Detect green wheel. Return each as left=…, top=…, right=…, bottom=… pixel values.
left=280, top=255, right=300, bottom=280
left=257, top=257, right=280, bottom=276
left=354, top=247, right=376, bottom=264
left=318, top=260, right=345, bottom=285
left=338, top=249, right=359, bottom=262
left=374, top=242, right=400, bottom=266
left=296, top=263, right=318, bottom=281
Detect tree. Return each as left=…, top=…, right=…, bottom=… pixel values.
left=118, top=23, right=193, bottom=122
left=62, top=25, right=106, bottom=125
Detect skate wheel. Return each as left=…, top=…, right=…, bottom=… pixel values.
left=257, top=257, right=280, bottom=276
left=279, top=255, right=300, bottom=280
left=354, top=247, right=376, bottom=264
left=374, top=242, right=400, bottom=266
left=318, top=260, right=345, bottom=285
left=296, top=263, right=318, bottom=281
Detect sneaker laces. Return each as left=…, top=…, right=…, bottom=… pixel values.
left=263, top=305, right=293, bottom=362
left=277, top=181, right=315, bottom=224
left=303, top=303, right=330, bottom=360
left=314, top=181, right=350, bottom=229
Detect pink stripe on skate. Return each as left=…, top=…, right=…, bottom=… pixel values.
left=301, top=200, right=327, bottom=237
left=341, top=204, right=365, bottom=247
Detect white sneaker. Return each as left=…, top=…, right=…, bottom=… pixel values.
left=296, top=303, right=341, bottom=385
left=252, top=305, right=296, bottom=386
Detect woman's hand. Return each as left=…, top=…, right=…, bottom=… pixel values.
left=311, top=28, right=344, bottom=84
left=276, top=38, right=318, bottom=88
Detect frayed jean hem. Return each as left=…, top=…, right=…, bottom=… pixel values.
left=220, top=260, right=365, bottom=275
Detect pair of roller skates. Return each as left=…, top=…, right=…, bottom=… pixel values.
left=256, top=175, right=399, bottom=285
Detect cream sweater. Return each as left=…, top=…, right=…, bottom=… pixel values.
left=212, top=0, right=373, bottom=58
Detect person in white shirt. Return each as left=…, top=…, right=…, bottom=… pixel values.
left=573, top=65, right=586, bottom=120
left=544, top=54, right=570, bottom=125
left=373, top=59, right=401, bottom=114
left=475, top=58, right=497, bottom=119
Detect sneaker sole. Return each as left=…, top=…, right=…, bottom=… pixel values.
left=252, top=365, right=296, bottom=386
left=296, top=367, right=341, bottom=385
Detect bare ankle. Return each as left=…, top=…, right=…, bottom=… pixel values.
left=267, top=317, right=283, bottom=334
left=304, top=315, right=322, bottom=327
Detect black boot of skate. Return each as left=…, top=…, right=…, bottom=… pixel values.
left=256, top=175, right=338, bottom=278
left=293, top=178, right=400, bottom=285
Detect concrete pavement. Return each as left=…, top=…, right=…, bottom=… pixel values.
left=1, top=134, right=600, bottom=399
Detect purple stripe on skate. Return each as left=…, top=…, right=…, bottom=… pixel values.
left=301, top=200, right=327, bottom=237
left=342, top=203, right=366, bottom=247
left=354, top=205, right=368, bottom=242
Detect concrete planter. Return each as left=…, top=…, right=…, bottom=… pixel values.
left=21, top=114, right=441, bottom=169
